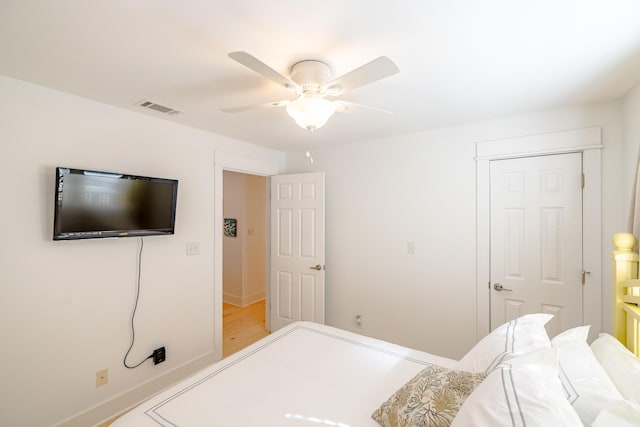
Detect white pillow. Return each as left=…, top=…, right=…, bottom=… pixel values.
left=457, top=313, right=552, bottom=373
left=451, top=348, right=583, bottom=427
left=591, top=333, right=640, bottom=403
left=552, top=324, right=590, bottom=342
left=551, top=326, right=623, bottom=426
left=592, top=399, right=640, bottom=427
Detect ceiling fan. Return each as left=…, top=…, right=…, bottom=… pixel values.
left=221, top=51, right=399, bottom=132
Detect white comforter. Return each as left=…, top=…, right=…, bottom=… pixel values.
left=112, top=321, right=456, bottom=426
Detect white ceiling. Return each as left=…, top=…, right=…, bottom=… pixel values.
left=2, top=0, right=640, bottom=151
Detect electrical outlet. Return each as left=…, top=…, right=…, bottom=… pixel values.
left=355, top=315, right=363, bottom=328
left=96, top=369, right=108, bottom=387
left=153, top=347, right=166, bottom=365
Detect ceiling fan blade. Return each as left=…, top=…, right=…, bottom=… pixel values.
left=324, top=56, right=399, bottom=94
left=228, top=51, right=299, bottom=91
left=333, top=100, right=393, bottom=115
left=221, top=99, right=290, bottom=113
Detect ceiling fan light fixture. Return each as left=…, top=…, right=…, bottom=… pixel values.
left=286, top=96, right=336, bottom=132
left=287, top=96, right=336, bottom=132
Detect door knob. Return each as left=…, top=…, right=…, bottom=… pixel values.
left=493, top=283, right=512, bottom=292
left=309, top=264, right=323, bottom=271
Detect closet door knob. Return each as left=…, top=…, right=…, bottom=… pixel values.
left=493, top=283, right=512, bottom=292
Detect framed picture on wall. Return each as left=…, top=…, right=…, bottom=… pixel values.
left=224, top=218, right=237, bottom=237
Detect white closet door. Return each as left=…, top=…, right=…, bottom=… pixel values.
left=490, top=153, right=583, bottom=337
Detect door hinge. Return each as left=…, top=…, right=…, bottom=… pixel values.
left=581, top=173, right=585, bottom=188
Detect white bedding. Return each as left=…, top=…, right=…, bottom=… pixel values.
left=112, top=321, right=456, bottom=427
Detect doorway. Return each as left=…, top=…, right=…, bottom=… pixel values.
left=222, top=171, right=269, bottom=357
left=475, top=127, right=602, bottom=342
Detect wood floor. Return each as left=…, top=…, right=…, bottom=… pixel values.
left=223, top=299, right=270, bottom=358
left=99, top=300, right=268, bottom=426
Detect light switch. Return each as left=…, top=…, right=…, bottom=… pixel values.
left=186, top=242, right=200, bottom=256
left=407, top=241, right=415, bottom=254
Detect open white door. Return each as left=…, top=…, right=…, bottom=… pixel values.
left=270, top=172, right=325, bottom=332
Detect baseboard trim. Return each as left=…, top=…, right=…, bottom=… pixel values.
left=223, top=292, right=243, bottom=306
left=53, top=351, right=216, bottom=427
left=243, top=291, right=265, bottom=306
left=223, top=292, right=265, bottom=307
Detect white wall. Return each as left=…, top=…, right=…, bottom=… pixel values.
left=623, top=81, right=640, bottom=225
left=244, top=174, right=268, bottom=303
left=0, top=75, right=284, bottom=427
left=223, top=172, right=244, bottom=303
left=222, top=171, right=267, bottom=306
left=286, top=101, right=626, bottom=359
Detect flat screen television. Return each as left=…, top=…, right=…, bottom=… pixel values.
left=53, top=167, right=178, bottom=240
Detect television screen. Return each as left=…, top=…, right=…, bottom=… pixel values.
left=53, top=167, right=178, bottom=240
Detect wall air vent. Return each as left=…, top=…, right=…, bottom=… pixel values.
left=136, top=100, right=182, bottom=115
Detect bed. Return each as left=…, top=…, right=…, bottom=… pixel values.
left=111, top=233, right=640, bottom=427
left=111, top=321, right=458, bottom=426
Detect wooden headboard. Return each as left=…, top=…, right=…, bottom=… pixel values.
left=611, top=232, right=640, bottom=357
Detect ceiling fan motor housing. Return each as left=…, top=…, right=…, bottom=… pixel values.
left=290, top=60, right=332, bottom=95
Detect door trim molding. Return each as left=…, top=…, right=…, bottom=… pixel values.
left=476, top=127, right=602, bottom=341
left=476, top=127, right=603, bottom=159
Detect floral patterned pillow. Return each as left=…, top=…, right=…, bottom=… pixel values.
left=372, top=364, right=486, bottom=427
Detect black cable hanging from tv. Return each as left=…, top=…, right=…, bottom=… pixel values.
left=123, top=237, right=154, bottom=368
